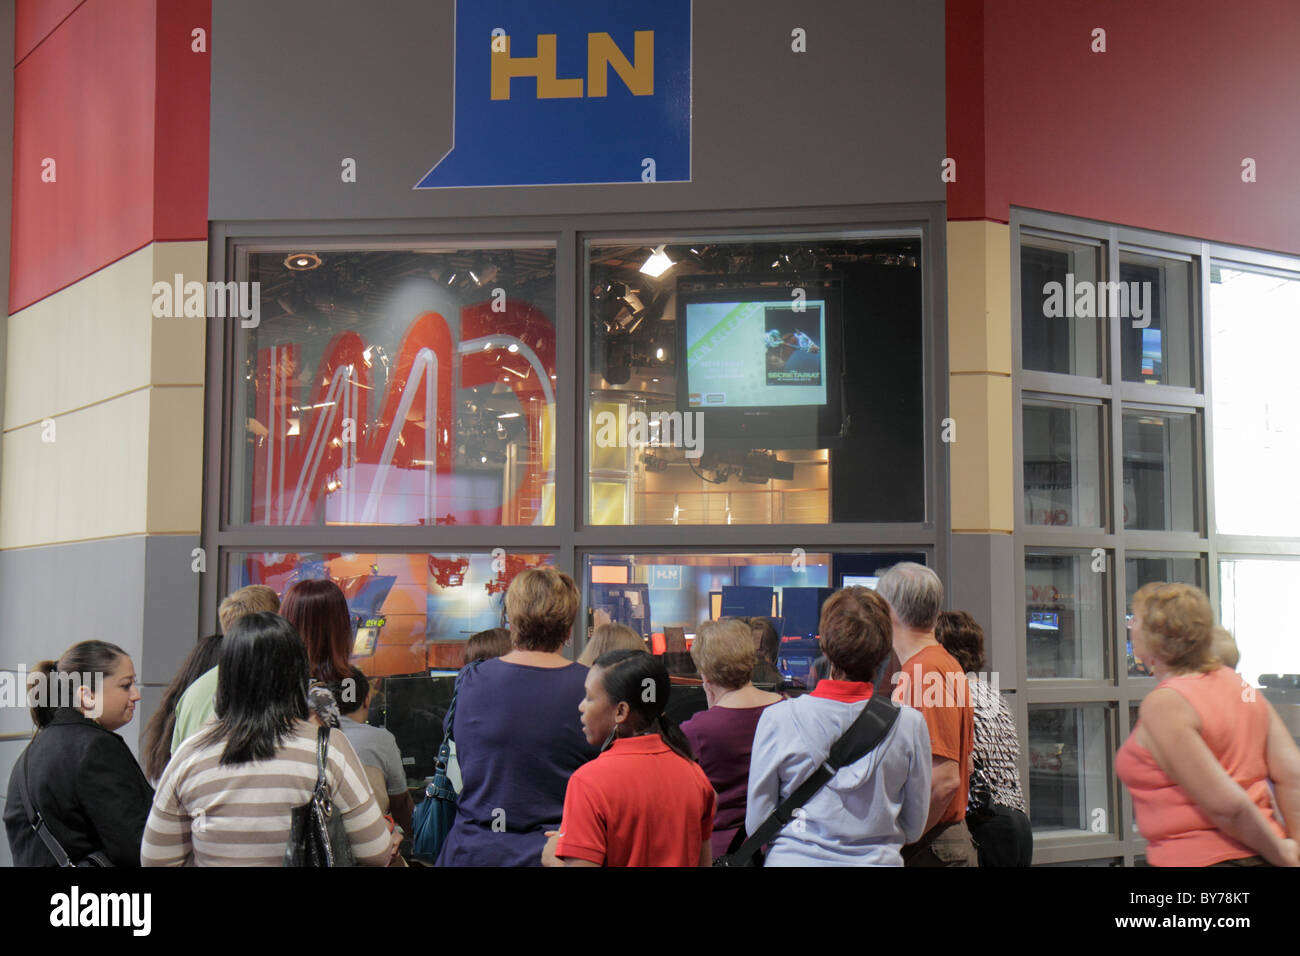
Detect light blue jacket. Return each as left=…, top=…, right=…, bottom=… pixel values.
left=746, top=693, right=932, bottom=866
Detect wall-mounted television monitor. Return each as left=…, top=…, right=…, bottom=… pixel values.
left=841, top=574, right=879, bottom=590
left=1028, top=610, right=1060, bottom=632
left=676, top=277, right=844, bottom=444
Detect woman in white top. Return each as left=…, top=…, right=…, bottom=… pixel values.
left=746, top=587, right=932, bottom=866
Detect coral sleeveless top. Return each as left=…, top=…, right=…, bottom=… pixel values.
left=1116, top=666, right=1283, bottom=866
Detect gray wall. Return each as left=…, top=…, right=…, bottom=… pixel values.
left=0, top=535, right=200, bottom=753
left=210, top=0, right=945, bottom=221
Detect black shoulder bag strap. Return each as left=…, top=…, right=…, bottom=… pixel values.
left=15, top=730, right=116, bottom=868
left=15, top=745, right=76, bottom=867
left=720, top=692, right=900, bottom=867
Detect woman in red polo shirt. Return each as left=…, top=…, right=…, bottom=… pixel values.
left=542, top=650, right=716, bottom=867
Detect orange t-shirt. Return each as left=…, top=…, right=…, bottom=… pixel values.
left=1116, top=666, right=1284, bottom=866
left=894, top=643, right=973, bottom=826
left=555, top=734, right=716, bottom=867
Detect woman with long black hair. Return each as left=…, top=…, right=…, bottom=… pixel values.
left=4, top=640, right=152, bottom=866
left=141, top=612, right=394, bottom=866
left=543, top=650, right=716, bottom=867
left=140, top=632, right=224, bottom=784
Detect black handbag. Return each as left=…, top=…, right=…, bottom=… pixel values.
left=715, top=693, right=900, bottom=867
left=283, top=726, right=356, bottom=867
left=14, top=745, right=113, bottom=868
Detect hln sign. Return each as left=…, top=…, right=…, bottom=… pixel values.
left=415, top=0, right=691, bottom=189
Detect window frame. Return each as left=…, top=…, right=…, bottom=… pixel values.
left=201, top=202, right=949, bottom=657
left=1012, top=206, right=1300, bottom=865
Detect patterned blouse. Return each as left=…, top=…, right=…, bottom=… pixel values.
left=967, top=677, right=1026, bottom=814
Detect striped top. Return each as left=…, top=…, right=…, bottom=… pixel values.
left=141, top=719, right=391, bottom=867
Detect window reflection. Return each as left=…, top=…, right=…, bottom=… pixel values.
left=1121, top=410, right=1198, bottom=531
left=1025, top=551, right=1108, bottom=680
left=1020, top=238, right=1103, bottom=378
left=1022, top=400, right=1105, bottom=528
left=1119, top=252, right=1194, bottom=387
left=1210, top=267, right=1300, bottom=537
left=232, top=248, right=557, bottom=527
left=229, top=550, right=555, bottom=677
left=586, top=237, right=925, bottom=525
left=1028, top=704, right=1115, bottom=835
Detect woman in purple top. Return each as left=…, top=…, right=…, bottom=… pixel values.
left=681, top=618, right=783, bottom=857
left=435, top=568, right=598, bottom=867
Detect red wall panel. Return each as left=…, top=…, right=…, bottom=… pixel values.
left=949, top=0, right=1300, bottom=256
left=15, top=0, right=84, bottom=63
left=10, top=0, right=210, bottom=313
left=154, top=0, right=210, bottom=241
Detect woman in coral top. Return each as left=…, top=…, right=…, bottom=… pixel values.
left=1116, top=583, right=1300, bottom=867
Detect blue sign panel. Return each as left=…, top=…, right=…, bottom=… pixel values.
left=415, top=0, right=691, bottom=189
left=648, top=565, right=682, bottom=590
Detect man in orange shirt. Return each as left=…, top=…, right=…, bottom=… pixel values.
left=877, top=562, right=978, bottom=866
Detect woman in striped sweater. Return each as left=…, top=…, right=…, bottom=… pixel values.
left=142, top=612, right=393, bottom=867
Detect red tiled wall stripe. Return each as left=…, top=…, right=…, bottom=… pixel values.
left=10, top=0, right=209, bottom=313
left=947, top=0, right=1300, bottom=257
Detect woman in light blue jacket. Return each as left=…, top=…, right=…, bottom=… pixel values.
left=746, top=587, right=931, bottom=865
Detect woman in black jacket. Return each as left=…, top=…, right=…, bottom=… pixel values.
left=4, top=641, right=153, bottom=866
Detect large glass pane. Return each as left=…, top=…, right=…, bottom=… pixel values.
left=231, top=246, right=557, bottom=526
left=1124, top=555, right=1201, bottom=677
left=1121, top=410, right=1198, bottom=531
left=585, top=236, right=925, bottom=525
left=1025, top=550, right=1108, bottom=680
left=1210, top=266, right=1300, bottom=536
left=1119, top=252, right=1195, bottom=387
left=1219, top=558, right=1300, bottom=689
left=1023, top=400, right=1105, bottom=528
left=1027, top=704, right=1115, bottom=835
left=581, top=551, right=923, bottom=691
left=1020, top=237, right=1103, bottom=378
left=228, top=550, right=556, bottom=677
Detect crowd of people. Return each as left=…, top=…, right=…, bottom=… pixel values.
left=4, top=562, right=1298, bottom=867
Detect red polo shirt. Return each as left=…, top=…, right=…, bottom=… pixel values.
left=810, top=679, right=874, bottom=703
left=555, top=734, right=716, bottom=867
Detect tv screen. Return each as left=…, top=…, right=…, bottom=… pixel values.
left=841, top=574, right=879, bottom=589
left=684, top=300, right=828, bottom=409
left=676, top=278, right=843, bottom=443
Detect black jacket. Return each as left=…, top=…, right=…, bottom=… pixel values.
left=4, top=709, right=154, bottom=866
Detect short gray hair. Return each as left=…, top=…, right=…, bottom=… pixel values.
left=875, top=562, right=944, bottom=630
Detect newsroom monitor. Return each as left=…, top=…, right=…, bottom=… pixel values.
left=676, top=276, right=844, bottom=444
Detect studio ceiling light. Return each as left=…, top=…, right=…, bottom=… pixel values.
left=284, top=252, right=322, bottom=271
left=640, top=245, right=674, bottom=278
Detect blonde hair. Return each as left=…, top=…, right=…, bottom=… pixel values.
left=1131, top=582, right=1217, bottom=674
left=1211, top=626, right=1240, bottom=670
left=218, top=585, right=280, bottom=633
left=579, top=622, right=645, bottom=667
left=690, top=618, right=756, bottom=690
left=505, top=567, right=580, bottom=652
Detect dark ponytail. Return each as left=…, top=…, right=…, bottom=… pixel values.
left=29, top=641, right=129, bottom=729
left=592, top=650, right=696, bottom=764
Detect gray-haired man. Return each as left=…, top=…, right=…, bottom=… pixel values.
left=876, top=562, right=978, bottom=866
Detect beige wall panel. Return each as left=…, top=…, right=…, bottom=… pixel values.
left=146, top=386, right=205, bottom=534
left=148, top=242, right=209, bottom=387
left=3, top=242, right=207, bottom=429
left=949, top=373, right=1014, bottom=533
left=948, top=221, right=1012, bottom=375
left=0, top=391, right=151, bottom=548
